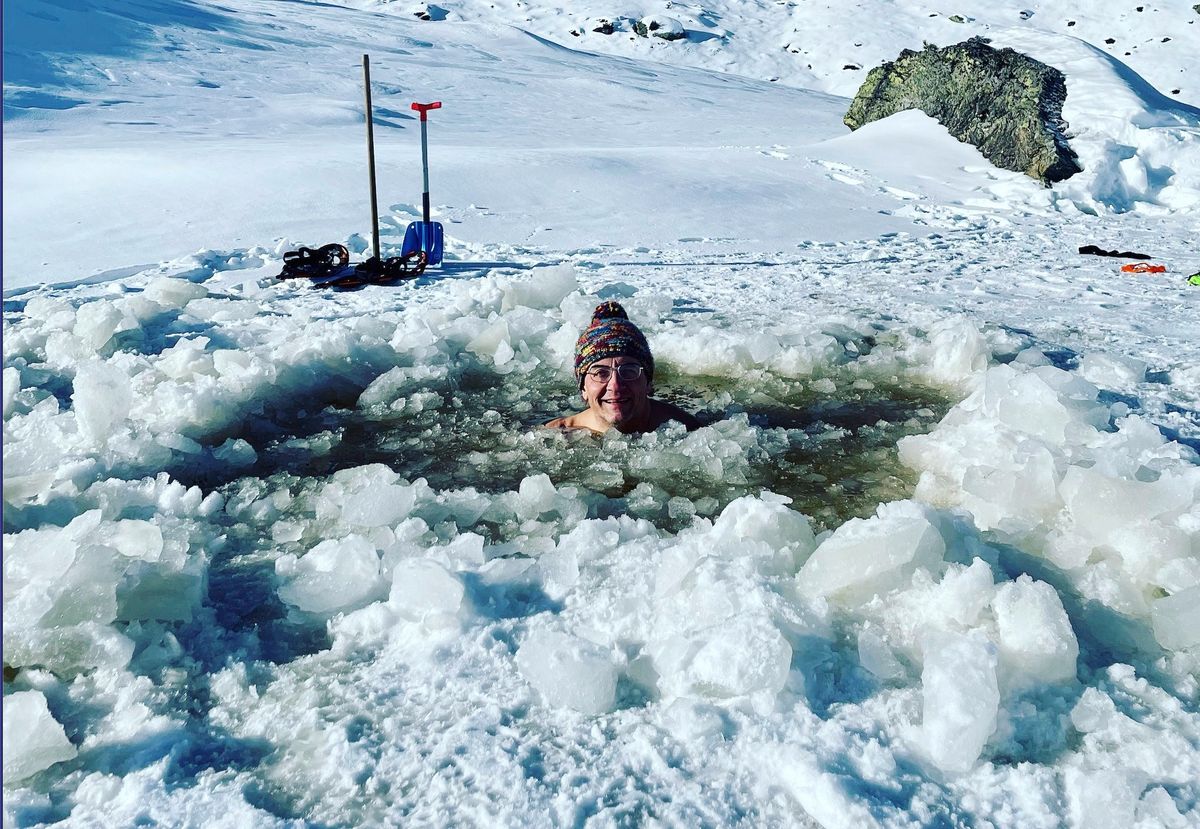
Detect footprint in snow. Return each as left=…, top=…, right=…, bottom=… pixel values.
left=883, top=186, right=921, bottom=200
left=829, top=172, right=864, bottom=186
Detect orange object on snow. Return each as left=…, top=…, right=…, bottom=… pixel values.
left=1121, top=263, right=1167, bottom=274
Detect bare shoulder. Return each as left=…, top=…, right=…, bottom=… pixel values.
left=649, top=399, right=702, bottom=431
left=543, top=412, right=602, bottom=434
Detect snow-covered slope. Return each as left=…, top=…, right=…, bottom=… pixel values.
left=3, top=0, right=1199, bottom=288
left=3, top=2, right=1199, bottom=828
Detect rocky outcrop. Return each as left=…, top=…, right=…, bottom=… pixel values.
left=844, top=37, right=1082, bottom=184
left=634, top=16, right=686, bottom=41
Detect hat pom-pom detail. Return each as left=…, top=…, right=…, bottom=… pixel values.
left=592, top=301, right=629, bottom=322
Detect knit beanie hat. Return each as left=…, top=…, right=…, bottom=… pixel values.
left=573, top=301, right=654, bottom=387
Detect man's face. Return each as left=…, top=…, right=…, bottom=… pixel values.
left=581, top=356, right=651, bottom=431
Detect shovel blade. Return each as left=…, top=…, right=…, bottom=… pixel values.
left=401, top=221, right=443, bottom=265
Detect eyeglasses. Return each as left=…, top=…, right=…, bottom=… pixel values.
left=585, top=364, right=645, bottom=384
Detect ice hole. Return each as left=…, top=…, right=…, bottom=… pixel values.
left=220, top=359, right=950, bottom=537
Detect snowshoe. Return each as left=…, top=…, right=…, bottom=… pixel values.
left=278, top=243, right=351, bottom=279
left=354, top=250, right=429, bottom=284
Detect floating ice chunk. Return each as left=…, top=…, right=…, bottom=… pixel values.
left=358, top=367, right=408, bottom=408
left=1108, top=521, right=1191, bottom=585
left=73, top=361, right=133, bottom=442
left=933, top=557, right=995, bottom=628
left=329, top=602, right=404, bottom=649
left=1064, top=767, right=1144, bottom=829
left=1070, top=686, right=1118, bottom=734
left=923, top=317, right=990, bottom=390
left=516, top=629, right=617, bottom=715
left=3, top=622, right=135, bottom=676
left=858, top=624, right=906, bottom=680
left=466, top=318, right=511, bottom=360
left=1093, top=415, right=1184, bottom=478
left=96, top=523, right=164, bottom=561
left=502, top=265, right=578, bottom=311
left=212, top=349, right=258, bottom=383
left=3, top=691, right=77, bottom=783
left=874, top=559, right=996, bottom=660
left=517, top=474, right=558, bottom=519
left=493, top=338, right=515, bottom=366
left=658, top=698, right=727, bottom=741
left=1014, top=347, right=1051, bottom=367
left=42, top=544, right=121, bottom=627
left=666, top=496, right=696, bottom=523
left=157, top=336, right=214, bottom=380
left=977, top=364, right=1108, bottom=444
left=116, top=552, right=207, bottom=623
left=771, top=332, right=842, bottom=378
left=276, top=535, right=382, bottom=615
left=3, top=366, right=21, bottom=419
left=536, top=547, right=580, bottom=598
left=389, top=559, right=467, bottom=623
left=341, top=483, right=417, bottom=528
left=183, top=297, right=259, bottom=322
left=212, top=437, right=257, bottom=468
left=709, top=493, right=816, bottom=575
left=992, top=575, right=1079, bottom=685
left=651, top=617, right=791, bottom=701
left=959, top=438, right=1061, bottom=531
left=1078, top=352, right=1148, bottom=389
left=1061, top=466, right=1192, bottom=538
left=501, top=307, right=557, bottom=352
left=1155, top=556, right=1200, bottom=594
left=1150, top=585, right=1200, bottom=650
left=919, top=630, right=999, bottom=774
left=115, top=293, right=164, bottom=325
left=23, top=296, right=76, bottom=330
left=798, top=500, right=945, bottom=604
left=1137, top=786, right=1189, bottom=828
left=73, top=300, right=130, bottom=351
left=437, top=533, right=486, bottom=568
left=441, top=488, right=491, bottom=527
left=143, top=277, right=208, bottom=309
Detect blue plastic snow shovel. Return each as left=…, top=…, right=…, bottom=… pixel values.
left=401, top=101, right=444, bottom=266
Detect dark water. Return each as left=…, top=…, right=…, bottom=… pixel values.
left=236, top=360, right=951, bottom=535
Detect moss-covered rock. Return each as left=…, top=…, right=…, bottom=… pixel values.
left=844, top=37, right=1082, bottom=184
left=634, top=16, right=686, bottom=41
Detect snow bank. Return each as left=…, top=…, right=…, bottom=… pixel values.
left=3, top=690, right=77, bottom=783
left=900, top=359, right=1200, bottom=639
left=992, top=28, right=1200, bottom=215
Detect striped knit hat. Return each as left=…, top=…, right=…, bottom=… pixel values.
left=574, top=301, right=654, bottom=387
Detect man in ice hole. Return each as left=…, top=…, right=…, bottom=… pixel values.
left=546, top=301, right=700, bottom=435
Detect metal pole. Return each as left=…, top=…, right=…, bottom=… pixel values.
left=363, top=54, right=381, bottom=261
left=419, top=117, right=431, bottom=224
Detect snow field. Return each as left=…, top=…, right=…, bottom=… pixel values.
left=5, top=260, right=1198, bottom=824
left=6, top=0, right=1200, bottom=290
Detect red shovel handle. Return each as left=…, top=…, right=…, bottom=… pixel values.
left=411, top=101, right=442, bottom=121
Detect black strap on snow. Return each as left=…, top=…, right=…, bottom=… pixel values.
left=353, top=251, right=429, bottom=284
left=277, top=244, right=427, bottom=288
left=1078, top=244, right=1152, bottom=260
left=279, top=243, right=351, bottom=279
